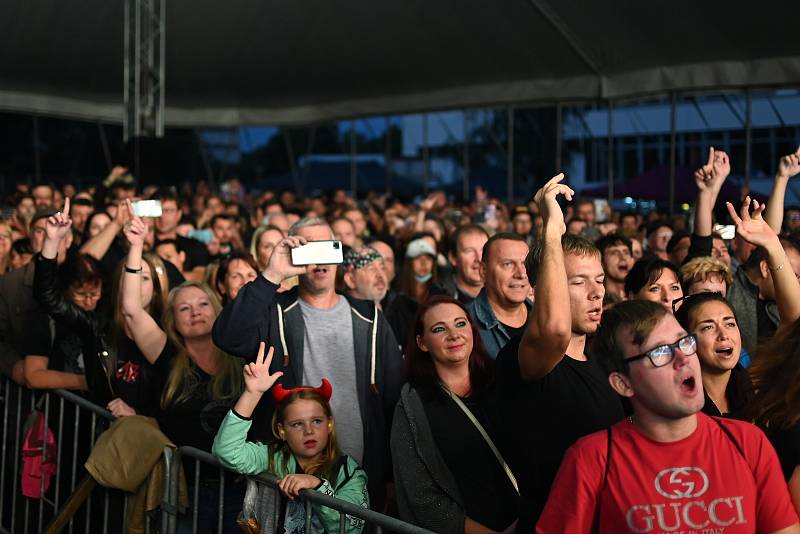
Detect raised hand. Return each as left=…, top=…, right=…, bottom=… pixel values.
left=262, top=235, right=314, bottom=284
left=726, top=196, right=779, bottom=250
left=694, top=147, right=730, bottom=193
left=243, top=342, right=284, bottom=396
left=45, top=197, right=73, bottom=243
left=419, top=194, right=437, bottom=212
left=533, top=173, right=574, bottom=237
left=277, top=474, right=321, bottom=500
left=122, top=199, right=148, bottom=249
left=777, top=146, right=800, bottom=179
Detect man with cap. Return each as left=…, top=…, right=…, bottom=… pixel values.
left=466, top=232, right=532, bottom=358
left=342, top=245, right=389, bottom=307
left=0, top=208, right=73, bottom=384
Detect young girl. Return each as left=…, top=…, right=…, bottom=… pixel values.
left=213, top=342, right=368, bottom=534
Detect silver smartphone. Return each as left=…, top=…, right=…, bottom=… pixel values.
left=132, top=200, right=163, bottom=218
left=290, top=240, right=344, bottom=266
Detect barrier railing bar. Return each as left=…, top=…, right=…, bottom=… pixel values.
left=304, top=499, right=312, bottom=533
left=55, top=396, right=65, bottom=511
left=23, top=394, right=33, bottom=534
left=339, top=510, right=346, bottom=534
left=10, top=381, right=22, bottom=534
left=38, top=393, right=51, bottom=533
left=68, top=402, right=79, bottom=534
left=52, top=389, right=114, bottom=421
left=192, top=458, right=199, bottom=534
left=0, top=379, right=9, bottom=527
left=102, top=487, right=109, bottom=534
left=177, top=447, right=436, bottom=534
left=84, top=412, right=97, bottom=534
left=217, top=468, right=224, bottom=534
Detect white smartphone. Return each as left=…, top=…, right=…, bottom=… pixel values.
left=714, top=224, right=736, bottom=240
left=291, top=240, right=344, bottom=266
left=133, top=200, right=163, bottom=218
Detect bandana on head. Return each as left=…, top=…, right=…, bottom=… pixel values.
left=343, top=247, right=383, bottom=270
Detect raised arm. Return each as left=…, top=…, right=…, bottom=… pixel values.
left=120, top=200, right=167, bottom=364
left=693, top=147, right=730, bottom=238
left=764, top=147, right=800, bottom=234
left=35, top=200, right=94, bottom=335
left=727, top=197, right=800, bottom=326
left=79, top=201, right=128, bottom=260
left=213, top=235, right=310, bottom=360
left=213, top=343, right=282, bottom=474
left=518, top=174, right=573, bottom=381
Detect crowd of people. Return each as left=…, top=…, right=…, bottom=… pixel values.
left=1, top=145, right=800, bottom=533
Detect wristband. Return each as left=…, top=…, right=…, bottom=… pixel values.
left=124, top=265, right=143, bottom=274
left=768, top=256, right=786, bottom=272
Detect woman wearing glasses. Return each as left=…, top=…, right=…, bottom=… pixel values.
left=25, top=200, right=111, bottom=396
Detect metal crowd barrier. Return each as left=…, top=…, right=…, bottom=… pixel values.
left=164, top=446, right=435, bottom=534
left=0, top=377, right=434, bottom=534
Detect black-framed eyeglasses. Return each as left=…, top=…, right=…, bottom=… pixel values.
left=671, top=291, right=723, bottom=313
left=624, top=334, right=697, bottom=367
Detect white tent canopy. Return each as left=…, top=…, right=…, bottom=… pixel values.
left=2, top=0, right=800, bottom=127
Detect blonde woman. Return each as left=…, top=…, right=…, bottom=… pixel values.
left=120, top=198, right=244, bottom=531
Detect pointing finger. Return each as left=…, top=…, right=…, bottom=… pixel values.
left=706, top=146, right=715, bottom=168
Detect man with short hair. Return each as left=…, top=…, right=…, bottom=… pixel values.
left=154, top=239, right=186, bottom=274
left=574, top=198, right=601, bottom=241
left=213, top=217, right=403, bottom=508
left=537, top=299, right=800, bottom=533
left=596, top=233, right=633, bottom=300
left=511, top=206, right=534, bottom=245
left=31, top=184, right=55, bottom=209
left=210, top=213, right=240, bottom=257
left=646, top=220, right=673, bottom=261
left=443, top=224, right=489, bottom=305
left=466, top=232, right=531, bottom=358
left=342, top=246, right=388, bottom=306
left=0, top=209, right=72, bottom=385
left=153, top=189, right=209, bottom=279
left=69, top=197, right=95, bottom=237
left=344, top=208, right=368, bottom=242
left=493, top=175, right=624, bottom=530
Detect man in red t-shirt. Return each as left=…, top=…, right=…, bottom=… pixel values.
left=537, top=300, right=799, bottom=534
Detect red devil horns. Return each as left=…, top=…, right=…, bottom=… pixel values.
left=272, top=378, right=333, bottom=403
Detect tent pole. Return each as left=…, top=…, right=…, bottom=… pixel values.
left=97, top=121, right=112, bottom=171
left=463, top=110, right=470, bottom=202
left=745, top=89, right=752, bottom=191
left=423, top=113, right=430, bottom=195
left=607, top=101, right=613, bottom=206
left=669, top=92, right=677, bottom=216
left=555, top=103, right=563, bottom=172
left=32, top=115, right=41, bottom=184
left=350, top=122, right=357, bottom=197
left=385, top=117, right=392, bottom=195
left=507, top=106, right=515, bottom=203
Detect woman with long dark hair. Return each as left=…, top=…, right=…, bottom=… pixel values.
left=391, top=295, right=518, bottom=534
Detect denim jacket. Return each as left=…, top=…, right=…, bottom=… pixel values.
left=466, top=289, right=532, bottom=359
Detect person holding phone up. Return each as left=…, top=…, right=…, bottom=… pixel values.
left=212, top=216, right=404, bottom=511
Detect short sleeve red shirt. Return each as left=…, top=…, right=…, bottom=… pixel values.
left=537, top=413, right=798, bottom=533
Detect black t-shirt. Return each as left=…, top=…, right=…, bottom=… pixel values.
left=151, top=342, right=237, bottom=453
left=768, top=421, right=800, bottom=481
left=492, top=335, right=624, bottom=530
left=420, top=386, right=517, bottom=531
left=498, top=321, right=525, bottom=340
left=700, top=363, right=754, bottom=420
left=174, top=235, right=210, bottom=271
left=112, top=335, right=157, bottom=416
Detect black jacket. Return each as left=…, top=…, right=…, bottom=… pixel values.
left=33, top=254, right=114, bottom=405
left=212, top=275, right=404, bottom=508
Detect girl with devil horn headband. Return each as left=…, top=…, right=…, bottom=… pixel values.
left=213, top=342, right=369, bottom=533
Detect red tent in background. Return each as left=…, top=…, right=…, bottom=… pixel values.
left=581, top=164, right=766, bottom=204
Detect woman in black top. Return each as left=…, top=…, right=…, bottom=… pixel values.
left=391, top=295, right=518, bottom=534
